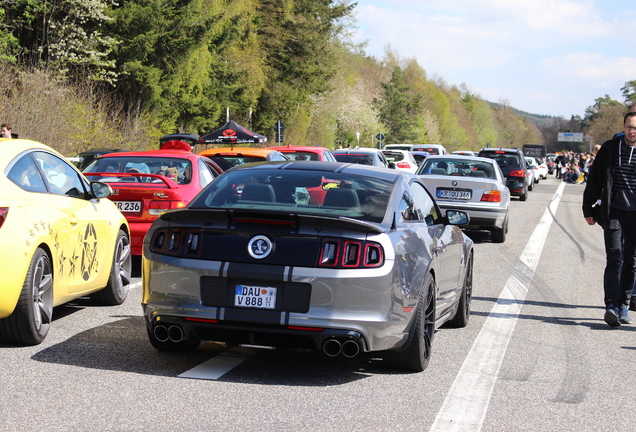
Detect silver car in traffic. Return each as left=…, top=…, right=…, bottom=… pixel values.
left=142, top=161, right=474, bottom=372
left=417, top=155, right=510, bottom=243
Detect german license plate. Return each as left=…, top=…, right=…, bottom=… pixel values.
left=437, top=189, right=471, bottom=200
left=235, top=285, right=277, bottom=309
left=116, top=201, right=142, bottom=212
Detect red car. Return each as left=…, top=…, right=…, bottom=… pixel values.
left=83, top=149, right=223, bottom=255
left=267, top=145, right=337, bottom=162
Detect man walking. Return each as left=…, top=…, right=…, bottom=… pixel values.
left=583, top=111, right=636, bottom=327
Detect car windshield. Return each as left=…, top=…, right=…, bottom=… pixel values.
left=207, top=155, right=267, bottom=170
left=479, top=153, right=521, bottom=168
left=333, top=153, right=374, bottom=165
left=190, top=169, right=394, bottom=223
left=84, top=156, right=193, bottom=184
left=382, top=152, right=406, bottom=163
left=281, top=151, right=321, bottom=161
left=417, top=158, right=496, bottom=179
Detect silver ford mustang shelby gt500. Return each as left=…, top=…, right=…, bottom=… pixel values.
left=142, top=161, right=474, bottom=372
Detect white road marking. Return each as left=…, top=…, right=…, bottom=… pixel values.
left=430, top=181, right=566, bottom=432
left=178, top=346, right=259, bottom=380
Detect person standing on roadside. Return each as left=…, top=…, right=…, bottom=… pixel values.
left=583, top=111, right=636, bottom=327
left=554, top=152, right=566, bottom=178
left=1, top=124, right=13, bottom=139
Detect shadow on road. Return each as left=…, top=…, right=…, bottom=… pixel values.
left=462, top=229, right=492, bottom=244
left=30, top=315, right=402, bottom=385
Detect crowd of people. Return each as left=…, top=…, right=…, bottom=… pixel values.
left=552, top=150, right=595, bottom=184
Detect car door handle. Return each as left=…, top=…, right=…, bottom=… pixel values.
left=432, top=241, right=446, bottom=254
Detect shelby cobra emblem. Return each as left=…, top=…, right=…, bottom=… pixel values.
left=248, top=235, right=273, bottom=259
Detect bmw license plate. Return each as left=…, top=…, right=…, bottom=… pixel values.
left=116, top=201, right=142, bottom=212
left=235, top=285, right=277, bottom=309
left=437, top=189, right=471, bottom=200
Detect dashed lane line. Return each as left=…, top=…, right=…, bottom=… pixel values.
left=178, top=347, right=259, bottom=380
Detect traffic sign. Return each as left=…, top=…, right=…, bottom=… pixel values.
left=376, top=132, right=385, bottom=142
left=558, top=132, right=583, bottom=142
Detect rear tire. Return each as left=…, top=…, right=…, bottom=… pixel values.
left=0, top=248, right=53, bottom=345
left=384, top=274, right=436, bottom=372
left=447, top=252, right=473, bottom=328
left=519, top=191, right=528, bottom=201
left=90, top=229, right=131, bottom=306
left=491, top=225, right=506, bottom=243
left=491, top=215, right=507, bottom=243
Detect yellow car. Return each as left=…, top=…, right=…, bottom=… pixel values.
left=0, top=139, right=131, bottom=345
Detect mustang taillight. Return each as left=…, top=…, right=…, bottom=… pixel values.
left=319, top=238, right=384, bottom=268
left=149, top=200, right=186, bottom=216
left=150, top=228, right=203, bottom=257
left=481, top=190, right=502, bottom=202
left=509, top=170, right=526, bottom=177
left=343, top=241, right=361, bottom=267
left=0, top=207, right=8, bottom=228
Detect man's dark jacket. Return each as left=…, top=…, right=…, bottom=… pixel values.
left=583, top=137, right=622, bottom=226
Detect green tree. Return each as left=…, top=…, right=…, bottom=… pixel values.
left=308, top=46, right=383, bottom=148
left=0, top=7, right=19, bottom=62
left=584, top=100, right=625, bottom=147
left=251, top=0, right=355, bottom=139
left=584, top=95, right=622, bottom=123
left=373, top=65, right=423, bottom=143
left=461, top=90, right=498, bottom=150
left=107, top=0, right=267, bottom=133
left=621, top=81, right=636, bottom=107
left=3, top=0, right=118, bottom=82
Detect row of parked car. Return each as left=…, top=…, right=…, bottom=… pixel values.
left=317, top=144, right=545, bottom=245
left=0, top=136, right=540, bottom=373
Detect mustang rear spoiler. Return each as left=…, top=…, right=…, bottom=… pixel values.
left=160, top=208, right=385, bottom=234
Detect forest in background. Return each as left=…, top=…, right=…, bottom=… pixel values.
left=0, top=0, right=633, bottom=156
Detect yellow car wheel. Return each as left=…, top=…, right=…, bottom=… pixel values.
left=0, top=248, right=53, bottom=345
left=90, top=229, right=132, bottom=306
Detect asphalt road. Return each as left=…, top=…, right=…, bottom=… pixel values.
left=1, top=176, right=630, bottom=432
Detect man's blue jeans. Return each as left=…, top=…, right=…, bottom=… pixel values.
left=604, top=208, right=636, bottom=308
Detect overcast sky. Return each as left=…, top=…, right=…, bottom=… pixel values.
left=352, top=0, right=636, bottom=118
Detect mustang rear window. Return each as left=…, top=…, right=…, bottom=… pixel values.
left=190, top=169, right=394, bottom=223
